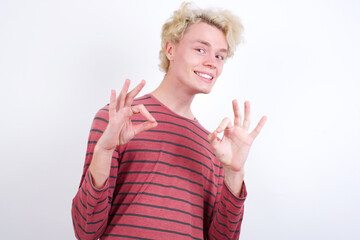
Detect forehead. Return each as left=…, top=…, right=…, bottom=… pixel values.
left=181, top=22, right=228, bottom=50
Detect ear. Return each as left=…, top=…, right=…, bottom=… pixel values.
left=165, top=41, right=175, bottom=61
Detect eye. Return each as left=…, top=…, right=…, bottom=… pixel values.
left=216, top=55, right=225, bottom=60
left=196, top=49, right=205, bottom=54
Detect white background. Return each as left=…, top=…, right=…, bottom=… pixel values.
left=1, top=0, right=359, bottom=239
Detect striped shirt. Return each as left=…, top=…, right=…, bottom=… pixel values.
left=72, top=94, right=247, bottom=240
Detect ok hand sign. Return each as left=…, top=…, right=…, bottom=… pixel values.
left=97, top=79, right=158, bottom=151
left=208, top=100, right=267, bottom=173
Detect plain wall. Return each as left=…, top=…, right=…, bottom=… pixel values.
left=1, top=0, right=359, bottom=239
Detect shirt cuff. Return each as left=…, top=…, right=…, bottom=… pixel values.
left=84, top=170, right=109, bottom=205
left=223, top=181, right=247, bottom=207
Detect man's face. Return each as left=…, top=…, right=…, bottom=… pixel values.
left=167, top=22, right=228, bottom=95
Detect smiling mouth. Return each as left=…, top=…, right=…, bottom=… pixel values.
left=194, top=71, right=214, bottom=81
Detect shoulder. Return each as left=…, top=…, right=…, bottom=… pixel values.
left=94, top=104, right=110, bottom=121
left=88, top=105, right=110, bottom=131
left=132, top=94, right=155, bottom=105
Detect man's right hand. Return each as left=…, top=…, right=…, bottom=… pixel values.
left=89, top=79, right=157, bottom=189
left=96, top=79, right=157, bottom=151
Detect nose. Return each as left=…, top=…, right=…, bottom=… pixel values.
left=203, top=55, right=217, bottom=69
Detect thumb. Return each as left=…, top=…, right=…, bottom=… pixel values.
left=208, top=131, right=219, bottom=148
left=133, top=120, right=158, bottom=136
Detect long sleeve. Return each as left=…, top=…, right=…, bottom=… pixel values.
left=71, top=106, right=119, bottom=240
left=207, top=181, right=247, bottom=240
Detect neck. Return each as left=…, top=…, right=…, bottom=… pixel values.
left=151, top=74, right=196, bottom=120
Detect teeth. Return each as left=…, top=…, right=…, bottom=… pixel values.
left=195, top=71, right=213, bottom=80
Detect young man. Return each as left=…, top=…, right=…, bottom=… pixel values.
left=72, top=2, right=266, bottom=239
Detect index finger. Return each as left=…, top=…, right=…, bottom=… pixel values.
left=131, top=104, right=156, bottom=122
left=124, top=80, right=146, bottom=107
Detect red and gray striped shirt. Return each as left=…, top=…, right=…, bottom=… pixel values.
left=72, top=94, right=247, bottom=240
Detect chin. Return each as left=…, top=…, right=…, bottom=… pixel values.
left=196, top=87, right=213, bottom=95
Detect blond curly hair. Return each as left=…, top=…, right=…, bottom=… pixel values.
left=159, top=2, right=244, bottom=72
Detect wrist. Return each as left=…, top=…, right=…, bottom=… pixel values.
left=223, top=167, right=245, bottom=197
left=90, top=144, right=115, bottom=189
left=223, top=164, right=245, bottom=177
left=94, top=141, right=116, bottom=153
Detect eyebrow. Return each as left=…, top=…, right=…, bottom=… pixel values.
left=193, top=40, right=228, bottom=53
